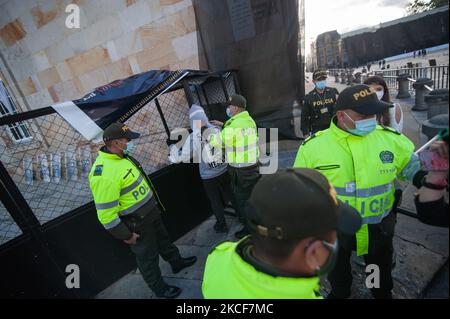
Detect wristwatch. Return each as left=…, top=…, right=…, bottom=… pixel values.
left=421, top=175, right=448, bottom=190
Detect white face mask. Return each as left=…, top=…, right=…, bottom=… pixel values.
left=376, top=89, right=384, bottom=101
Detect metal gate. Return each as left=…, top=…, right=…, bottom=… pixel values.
left=0, top=70, right=240, bottom=298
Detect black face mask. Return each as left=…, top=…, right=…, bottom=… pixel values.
left=314, top=239, right=339, bottom=277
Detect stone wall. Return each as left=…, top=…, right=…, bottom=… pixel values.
left=0, top=0, right=201, bottom=111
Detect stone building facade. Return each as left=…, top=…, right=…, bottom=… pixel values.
left=0, top=0, right=202, bottom=244
left=314, top=5, right=449, bottom=69
left=0, top=0, right=201, bottom=113
left=315, top=30, right=342, bottom=70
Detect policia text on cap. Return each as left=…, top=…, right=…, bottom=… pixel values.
left=89, top=123, right=197, bottom=299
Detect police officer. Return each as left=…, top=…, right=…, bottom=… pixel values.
left=210, top=95, right=260, bottom=239
left=301, top=70, right=339, bottom=136
left=89, top=122, right=197, bottom=299
left=202, top=168, right=362, bottom=298
left=294, top=85, right=421, bottom=299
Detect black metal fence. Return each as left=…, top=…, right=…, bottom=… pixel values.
left=374, top=65, right=449, bottom=93
left=0, top=70, right=239, bottom=297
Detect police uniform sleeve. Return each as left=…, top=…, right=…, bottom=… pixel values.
left=293, top=142, right=312, bottom=168
left=210, top=125, right=235, bottom=149
left=92, top=177, right=133, bottom=241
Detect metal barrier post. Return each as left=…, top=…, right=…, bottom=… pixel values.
left=396, top=74, right=411, bottom=99
left=412, top=78, right=433, bottom=111
left=425, top=89, right=449, bottom=119
left=346, top=70, right=353, bottom=85
left=422, top=114, right=449, bottom=141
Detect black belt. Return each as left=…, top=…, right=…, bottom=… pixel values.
left=121, top=197, right=158, bottom=223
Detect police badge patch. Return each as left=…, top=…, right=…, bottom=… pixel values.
left=93, top=165, right=103, bottom=176
left=380, top=151, right=394, bottom=164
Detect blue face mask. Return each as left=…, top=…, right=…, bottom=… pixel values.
left=344, top=112, right=377, bottom=136
left=123, top=141, right=135, bottom=155
left=226, top=107, right=234, bottom=118
left=315, top=80, right=327, bottom=90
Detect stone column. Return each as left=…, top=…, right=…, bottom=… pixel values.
left=425, top=89, right=449, bottom=119
left=422, top=114, right=449, bottom=141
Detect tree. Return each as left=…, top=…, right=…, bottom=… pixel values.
left=406, top=0, right=449, bottom=14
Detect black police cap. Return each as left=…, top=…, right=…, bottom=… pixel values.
left=335, top=84, right=393, bottom=115
left=103, top=122, right=140, bottom=142
left=245, top=168, right=362, bottom=241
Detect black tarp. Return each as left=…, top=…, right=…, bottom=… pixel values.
left=52, top=70, right=189, bottom=141
left=342, top=8, right=449, bottom=67
left=193, top=0, right=304, bottom=139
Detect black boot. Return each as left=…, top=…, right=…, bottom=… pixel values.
left=214, top=222, right=228, bottom=233
left=171, top=256, right=197, bottom=274
left=155, top=285, right=182, bottom=299
left=234, top=227, right=249, bottom=239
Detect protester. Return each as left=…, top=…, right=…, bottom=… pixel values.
left=364, top=75, right=404, bottom=132
left=168, top=105, right=234, bottom=233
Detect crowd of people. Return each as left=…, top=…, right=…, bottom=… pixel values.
left=88, top=69, right=448, bottom=299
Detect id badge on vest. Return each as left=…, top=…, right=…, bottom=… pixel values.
left=346, top=182, right=356, bottom=194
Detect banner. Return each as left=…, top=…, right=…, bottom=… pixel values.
left=52, top=70, right=189, bottom=141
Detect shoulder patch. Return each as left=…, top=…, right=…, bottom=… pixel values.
left=224, top=118, right=235, bottom=128
left=302, top=133, right=317, bottom=145
left=381, top=126, right=401, bottom=135
left=208, top=241, right=233, bottom=255
left=93, top=165, right=103, bottom=176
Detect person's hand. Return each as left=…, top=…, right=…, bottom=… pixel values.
left=210, top=120, right=224, bottom=127
left=430, top=140, right=449, bottom=161
left=427, top=140, right=449, bottom=181
left=166, top=135, right=182, bottom=146
left=124, top=233, right=140, bottom=245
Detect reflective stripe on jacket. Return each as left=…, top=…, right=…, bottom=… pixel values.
left=210, top=111, right=259, bottom=167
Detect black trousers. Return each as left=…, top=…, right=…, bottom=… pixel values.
left=202, top=172, right=234, bottom=226
left=228, top=165, right=261, bottom=224
left=127, top=206, right=181, bottom=293
left=327, top=211, right=397, bottom=299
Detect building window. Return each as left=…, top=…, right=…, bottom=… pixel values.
left=0, top=80, right=33, bottom=144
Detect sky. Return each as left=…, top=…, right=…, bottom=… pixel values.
left=304, top=0, right=419, bottom=56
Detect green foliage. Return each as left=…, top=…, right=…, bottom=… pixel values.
left=406, top=0, right=449, bottom=14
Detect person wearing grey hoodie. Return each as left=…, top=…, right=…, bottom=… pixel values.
left=168, top=105, right=234, bottom=233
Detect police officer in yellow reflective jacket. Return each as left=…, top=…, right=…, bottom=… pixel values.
left=210, top=95, right=260, bottom=239
left=202, top=168, right=362, bottom=299
left=294, top=85, right=421, bottom=299
left=89, top=122, right=197, bottom=299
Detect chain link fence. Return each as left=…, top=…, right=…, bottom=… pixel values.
left=0, top=201, right=21, bottom=245
left=0, top=72, right=237, bottom=246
